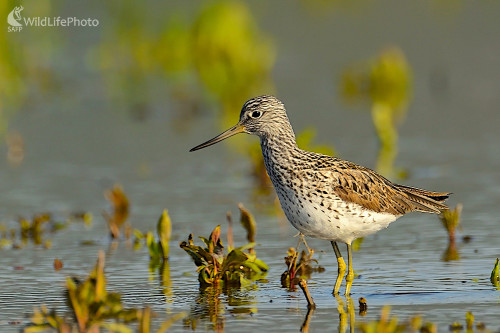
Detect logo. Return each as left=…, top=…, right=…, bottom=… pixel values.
left=7, top=5, right=23, bottom=32
left=7, top=5, right=99, bottom=32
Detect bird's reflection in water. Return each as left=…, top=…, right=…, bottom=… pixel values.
left=300, top=295, right=356, bottom=333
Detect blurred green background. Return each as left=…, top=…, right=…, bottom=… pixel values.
left=1, top=0, right=500, bottom=331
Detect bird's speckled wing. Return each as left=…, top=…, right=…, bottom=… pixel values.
left=299, top=154, right=448, bottom=215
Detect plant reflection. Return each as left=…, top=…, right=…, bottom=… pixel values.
left=184, top=285, right=258, bottom=331
left=158, top=260, right=173, bottom=302
left=184, top=286, right=224, bottom=331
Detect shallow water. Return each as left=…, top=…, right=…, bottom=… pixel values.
left=1, top=0, right=500, bottom=332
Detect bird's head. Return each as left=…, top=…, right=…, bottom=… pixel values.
left=190, top=95, right=293, bottom=152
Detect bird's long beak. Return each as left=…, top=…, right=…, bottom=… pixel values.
left=189, top=123, right=245, bottom=152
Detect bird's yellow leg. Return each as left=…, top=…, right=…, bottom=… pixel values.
left=331, top=241, right=346, bottom=295
left=345, top=243, right=354, bottom=296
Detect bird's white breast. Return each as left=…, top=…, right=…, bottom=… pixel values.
left=275, top=186, right=398, bottom=245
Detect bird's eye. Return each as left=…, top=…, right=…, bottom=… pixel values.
left=250, top=111, right=262, bottom=119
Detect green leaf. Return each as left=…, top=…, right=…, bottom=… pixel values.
left=199, top=236, right=210, bottom=248
left=180, top=241, right=210, bottom=266
left=157, top=209, right=172, bottom=259
left=241, top=260, right=262, bottom=274
left=199, top=268, right=214, bottom=287
left=252, top=258, right=269, bottom=271
left=146, top=231, right=158, bottom=258
left=491, top=258, right=500, bottom=287
left=236, top=242, right=257, bottom=253
left=222, top=249, right=248, bottom=272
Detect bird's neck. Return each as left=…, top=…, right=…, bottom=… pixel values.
left=260, top=133, right=299, bottom=173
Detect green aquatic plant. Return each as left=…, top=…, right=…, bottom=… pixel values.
left=130, top=210, right=173, bottom=298
left=281, top=235, right=324, bottom=289
left=180, top=222, right=268, bottom=288
left=19, top=213, right=51, bottom=246
left=0, top=212, right=91, bottom=249
left=340, top=47, right=412, bottom=179
left=24, top=251, right=184, bottom=333
left=25, top=251, right=138, bottom=332
left=439, top=204, right=463, bottom=261
left=439, top=203, right=462, bottom=244
left=491, top=258, right=500, bottom=288
left=147, top=209, right=172, bottom=268
left=65, top=252, right=139, bottom=332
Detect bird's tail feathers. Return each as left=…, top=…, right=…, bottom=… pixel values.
left=397, top=185, right=451, bottom=214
